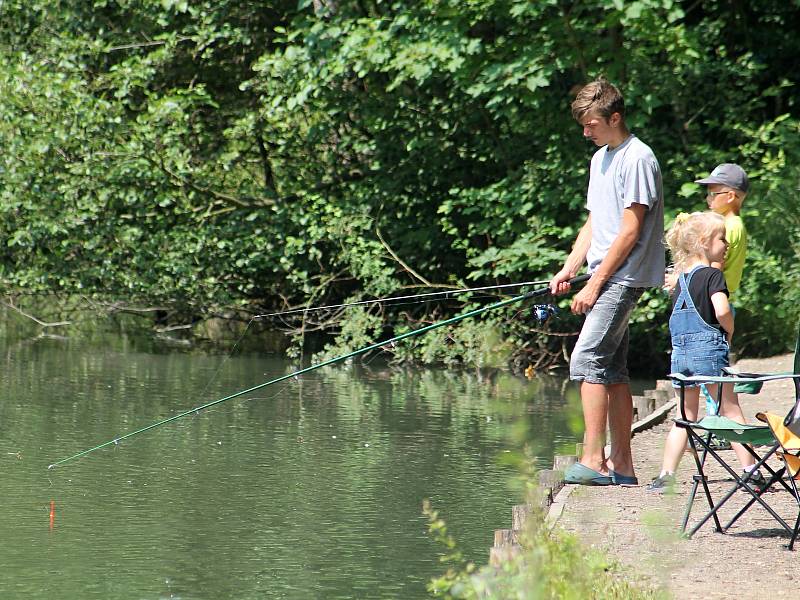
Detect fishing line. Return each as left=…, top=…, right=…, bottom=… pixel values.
left=191, top=318, right=257, bottom=402
left=255, top=279, right=551, bottom=320
left=49, top=275, right=589, bottom=469
left=266, top=294, right=503, bottom=332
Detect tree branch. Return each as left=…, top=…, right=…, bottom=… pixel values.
left=256, top=128, right=276, bottom=191
left=107, top=37, right=192, bottom=52
left=1, top=300, right=71, bottom=327
left=375, top=227, right=432, bottom=286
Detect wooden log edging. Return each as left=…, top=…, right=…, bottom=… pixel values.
left=490, top=379, right=676, bottom=564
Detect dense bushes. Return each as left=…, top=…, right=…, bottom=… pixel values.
left=1, top=1, right=798, bottom=371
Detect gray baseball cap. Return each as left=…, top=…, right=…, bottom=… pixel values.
left=695, top=163, right=749, bottom=193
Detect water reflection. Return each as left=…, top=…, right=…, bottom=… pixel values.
left=0, top=333, right=582, bottom=599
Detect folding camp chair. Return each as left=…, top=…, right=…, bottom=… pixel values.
left=755, top=411, right=800, bottom=549
left=670, top=371, right=800, bottom=547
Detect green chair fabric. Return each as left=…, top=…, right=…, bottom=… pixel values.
left=694, top=415, right=776, bottom=445
left=733, top=380, right=764, bottom=394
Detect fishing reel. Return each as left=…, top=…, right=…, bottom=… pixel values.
left=532, top=304, right=558, bottom=324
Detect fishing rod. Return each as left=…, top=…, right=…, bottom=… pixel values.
left=49, top=274, right=590, bottom=469
left=255, top=279, right=552, bottom=320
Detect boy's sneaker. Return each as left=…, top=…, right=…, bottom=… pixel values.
left=707, top=434, right=731, bottom=451
left=646, top=473, right=676, bottom=493
left=743, top=469, right=767, bottom=490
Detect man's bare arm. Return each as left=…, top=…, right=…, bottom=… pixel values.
left=549, top=216, right=593, bottom=295
left=571, top=203, right=646, bottom=313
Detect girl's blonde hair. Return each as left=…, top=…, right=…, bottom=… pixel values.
left=666, top=211, right=725, bottom=272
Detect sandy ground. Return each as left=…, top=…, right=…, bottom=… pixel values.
left=554, top=354, right=800, bottom=598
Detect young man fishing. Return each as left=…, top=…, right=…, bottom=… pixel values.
left=549, top=79, right=665, bottom=486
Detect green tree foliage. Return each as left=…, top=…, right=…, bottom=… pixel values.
left=1, top=0, right=798, bottom=368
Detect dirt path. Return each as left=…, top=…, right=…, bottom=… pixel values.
left=554, top=354, right=800, bottom=598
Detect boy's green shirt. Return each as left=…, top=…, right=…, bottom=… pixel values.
left=724, top=214, right=747, bottom=296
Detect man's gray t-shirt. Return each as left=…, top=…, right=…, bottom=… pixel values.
left=586, top=134, right=665, bottom=287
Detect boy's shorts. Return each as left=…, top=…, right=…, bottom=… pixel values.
left=569, top=283, right=644, bottom=385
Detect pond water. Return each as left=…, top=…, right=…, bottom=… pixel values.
left=0, top=332, right=627, bottom=599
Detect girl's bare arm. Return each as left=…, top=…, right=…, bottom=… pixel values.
left=711, top=291, right=734, bottom=344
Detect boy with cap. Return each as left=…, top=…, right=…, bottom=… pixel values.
left=696, top=164, right=750, bottom=449
left=697, top=163, right=749, bottom=298
left=663, top=163, right=749, bottom=294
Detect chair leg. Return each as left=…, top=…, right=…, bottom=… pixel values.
left=724, top=466, right=785, bottom=532
left=681, top=430, right=709, bottom=533
left=789, top=511, right=800, bottom=551
left=684, top=429, right=723, bottom=535
left=786, top=474, right=800, bottom=551
left=722, top=445, right=783, bottom=531
left=743, top=443, right=793, bottom=494
left=689, top=438, right=792, bottom=536
left=681, top=478, right=700, bottom=533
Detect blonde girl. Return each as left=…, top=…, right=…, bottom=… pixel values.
left=648, top=212, right=761, bottom=491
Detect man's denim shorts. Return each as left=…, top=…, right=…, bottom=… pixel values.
left=569, top=283, right=644, bottom=385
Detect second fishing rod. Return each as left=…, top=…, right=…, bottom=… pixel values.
left=50, top=274, right=590, bottom=468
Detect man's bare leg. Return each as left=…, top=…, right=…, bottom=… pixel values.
left=607, top=382, right=635, bottom=477
left=579, top=382, right=610, bottom=473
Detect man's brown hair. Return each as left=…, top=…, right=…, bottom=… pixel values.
left=571, top=79, right=625, bottom=122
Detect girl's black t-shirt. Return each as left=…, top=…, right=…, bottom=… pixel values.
left=671, top=266, right=729, bottom=329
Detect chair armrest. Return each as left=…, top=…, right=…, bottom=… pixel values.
left=722, top=366, right=765, bottom=378
left=669, top=372, right=800, bottom=385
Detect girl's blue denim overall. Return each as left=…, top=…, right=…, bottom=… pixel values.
left=670, top=266, right=729, bottom=389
